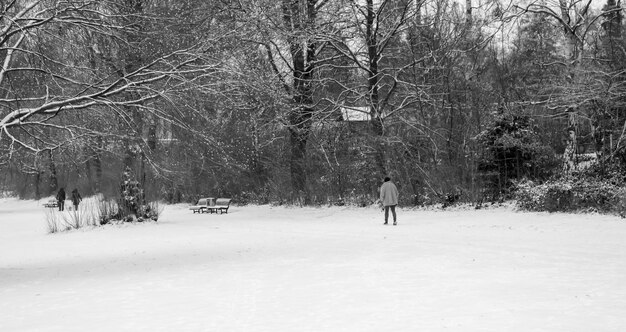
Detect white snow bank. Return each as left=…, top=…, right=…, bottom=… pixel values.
left=1, top=199, right=625, bottom=331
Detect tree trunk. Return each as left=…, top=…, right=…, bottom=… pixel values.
left=366, top=0, right=388, bottom=181
left=289, top=124, right=309, bottom=199
left=557, top=0, right=591, bottom=175
left=34, top=171, right=41, bottom=200
left=85, top=158, right=93, bottom=195
left=558, top=0, right=579, bottom=64
left=46, top=149, right=58, bottom=195
left=283, top=0, right=317, bottom=201
left=93, top=138, right=103, bottom=193
left=120, top=0, right=148, bottom=185
left=563, top=110, right=578, bottom=175
left=465, top=0, right=472, bottom=27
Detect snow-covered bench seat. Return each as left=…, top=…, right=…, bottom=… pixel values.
left=189, top=198, right=213, bottom=213
left=208, top=198, right=232, bottom=214
left=44, top=199, right=58, bottom=208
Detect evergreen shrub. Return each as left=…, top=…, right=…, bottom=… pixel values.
left=477, top=111, right=558, bottom=200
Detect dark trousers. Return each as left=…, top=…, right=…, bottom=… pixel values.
left=384, top=205, right=397, bottom=223
left=58, top=200, right=65, bottom=211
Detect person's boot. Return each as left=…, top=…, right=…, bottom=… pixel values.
left=393, top=221, right=397, bottom=226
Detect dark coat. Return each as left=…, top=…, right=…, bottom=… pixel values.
left=71, top=190, right=82, bottom=205
left=56, top=189, right=66, bottom=202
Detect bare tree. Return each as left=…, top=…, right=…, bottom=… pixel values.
left=516, top=0, right=605, bottom=175
left=0, top=1, right=218, bottom=160
left=279, top=0, right=321, bottom=201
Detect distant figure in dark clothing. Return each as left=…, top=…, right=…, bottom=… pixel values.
left=71, top=188, right=82, bottom=211
left=379, top=177, right=399, bottom=225
left=56, top=188, right=66, bottom=211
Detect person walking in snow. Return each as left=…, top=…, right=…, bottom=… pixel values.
left=379, top=176, right=399, bottom=225
left=56, top=188, right=66, bottom=211
left=71, top=188, right=82, bottom=211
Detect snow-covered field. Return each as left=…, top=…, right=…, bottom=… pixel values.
left=1, top=198, right=626, bottom=332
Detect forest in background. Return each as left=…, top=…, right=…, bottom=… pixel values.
left=1, top=0, right=626, bottom=212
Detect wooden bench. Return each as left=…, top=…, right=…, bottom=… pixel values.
left=189, top=198, right=213, bottom=213
left=207, top=198, right=232, bottom=214
left=44, top=199, right=58, bottom=208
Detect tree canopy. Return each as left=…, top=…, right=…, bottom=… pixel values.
left=1, top=0, right=625, bottom=206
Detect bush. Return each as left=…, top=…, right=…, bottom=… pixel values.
left=544, top=184, right=574, bottom=212
left=45, top=195, right=161, bottom=233
left=618, top=189, right=626, bottom=217
left=98, top=198, right=119, bottom=225
left=44, top=209, right=62, bottom=233
left=115, top=167, right=161, bottom=222
left=97, top=197, right=161, bottom=224
left=142, top=201, right=162, bottom=222
left=44, top=198, right=102, bottom=233
left=477, top=111, right=558, bottom=199
left=515, top=178, right=625, bottom=214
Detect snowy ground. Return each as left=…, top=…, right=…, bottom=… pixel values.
left=1, top=198, right=626, bottom=332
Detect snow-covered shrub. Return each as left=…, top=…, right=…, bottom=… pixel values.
left=44, top=198, right=102, bottom=233
left=97, top=197, right=160, bottom=224
left=44, top=209, right=61, bottom=233
left=142, top=201, right=162, bottom=222
left=98, top=198, right=119, bottom=225
left=116, top=167, right=160, bottom=222
left=618, top=189, right=626, bottom=218
left=119, top=167, right=143, bottom=219
left=76, top=194, right=161, bottom=226
left=515, top=180, right=570, bottom=212
left=544, top=182, right=574, bottom=212
left=515, top=179, right=623, bottom=214
left=477, top=111, right=558, bottom=199
left=514, top=180, right=540, bottom=210
left=572, top=180, right=619, bottom=212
